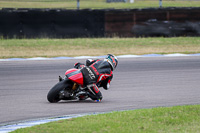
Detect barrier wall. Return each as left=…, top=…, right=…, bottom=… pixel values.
left=0, top=7, right=200, bottom=38
left=0, top=9, right=105, bottom=38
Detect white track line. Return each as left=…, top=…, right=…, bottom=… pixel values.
left=0, top=53, right=200, bottom=62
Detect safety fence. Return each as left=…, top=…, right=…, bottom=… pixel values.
left=0, top=0, right=200, bottom=9
left=0, top=7, right=200, bottom=38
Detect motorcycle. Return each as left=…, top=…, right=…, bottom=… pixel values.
left=47, top=68, right=91, bottom=103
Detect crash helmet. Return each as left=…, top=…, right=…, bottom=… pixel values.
left=105, top=54, right=118, bottom=71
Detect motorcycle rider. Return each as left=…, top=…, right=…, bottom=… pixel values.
left=74, top=54, right=118, bottom=102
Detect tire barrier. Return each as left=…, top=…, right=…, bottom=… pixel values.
left=105, top=7, right=200, bottom=37
left=0, top=7, right=200, bottom=38
left=132, top=20, right=200, bottom=37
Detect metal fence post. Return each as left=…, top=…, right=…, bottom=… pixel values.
left=159, top=0, right=162, bottom=8
left=77, top=0, right=80, bottom=9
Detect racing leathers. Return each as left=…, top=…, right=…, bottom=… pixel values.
left=74, top=59, right=113, bottom=101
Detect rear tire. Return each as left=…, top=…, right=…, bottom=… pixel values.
left=47, top=79, right=72, bottom=103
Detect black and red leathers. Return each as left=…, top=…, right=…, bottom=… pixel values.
left=74, top=59, right=113, bottom=101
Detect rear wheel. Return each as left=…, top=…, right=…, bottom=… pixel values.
left=47, top=79, right=72, bottom=103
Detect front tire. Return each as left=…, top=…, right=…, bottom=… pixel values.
left=47, top=79, right=71, bottom=103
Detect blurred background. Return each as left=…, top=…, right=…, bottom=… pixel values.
left=0, top=0, right=200, bottom=38
left=0, top=0, right=200, bottom=9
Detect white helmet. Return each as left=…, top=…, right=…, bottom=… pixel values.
left=105, top=54, right=118, bottom=71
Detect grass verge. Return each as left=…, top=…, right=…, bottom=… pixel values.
left=11, top=105, right=200, bottom=133
left=0, top=37, right=200, bottom=59
left=0, top=0, right=200, bottom=9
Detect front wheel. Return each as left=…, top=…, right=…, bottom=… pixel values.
left=47, top=79, right=72, bottom=103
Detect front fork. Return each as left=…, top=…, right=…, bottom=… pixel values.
left=72, top=83, right=79, bottom=90
left=58, top=76, right=77, bottom=99
left=59, top=76, right=87, bottom=99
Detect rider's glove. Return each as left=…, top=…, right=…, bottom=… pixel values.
left=86, top=59, right=94, bottom=66
left=74, top=62, right=80, bottom=69
left=74, top=62, right=85, bottom=69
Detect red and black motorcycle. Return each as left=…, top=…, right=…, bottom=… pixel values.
left=47, top=68, right=91, bottom=103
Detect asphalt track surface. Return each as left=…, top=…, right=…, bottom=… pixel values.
left=0, top=56, right=200, bottom=126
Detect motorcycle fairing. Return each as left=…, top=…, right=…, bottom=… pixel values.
left=65, top=68, right=84, bottom=85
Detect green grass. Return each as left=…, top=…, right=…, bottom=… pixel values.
left=0, top=0, right=200, bottom=9
left=0, top=37, right=200, bottom=58
left=11, top=105, right=200, bottom=133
